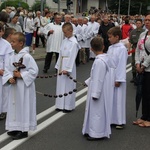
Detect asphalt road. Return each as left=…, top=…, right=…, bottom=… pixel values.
left=0, top=57, right=150, bottom=150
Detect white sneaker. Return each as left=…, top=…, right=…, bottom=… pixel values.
left=116, top=125, right=124, bottom=129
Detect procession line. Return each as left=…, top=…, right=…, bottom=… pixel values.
left=0, top=65, right=131, bottom=148
left=0, top=95, right=87, bottom=150
left=0, top=87, right=88, bottom=144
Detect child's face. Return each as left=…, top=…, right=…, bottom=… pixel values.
left=108, top=34, right=119, bottom=45
left=11, top=35, right=23, bottom=51
left=0, top=30, right=4, bottom=38
left=62, top=27, right=72, bottom=38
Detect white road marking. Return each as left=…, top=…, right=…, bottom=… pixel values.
left=0, top=87, right=88, bottom=144
left=0, top=95, right=87, bottom=150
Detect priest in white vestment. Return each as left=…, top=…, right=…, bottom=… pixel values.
left=43, top=14, right=64, bottom=73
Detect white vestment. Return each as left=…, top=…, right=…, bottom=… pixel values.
left=0, top=38, right=13, bottom=114
left=2, top=47, right=39, bottom=131
left=88, top=21, right=100, bottom=58
left=55, top=36, right=80, bottom=110
left=107, top=42, right=128, bottom=125
left=82, top=54, right=111, bottom=138
left=43, top=23, right=64, bottom=53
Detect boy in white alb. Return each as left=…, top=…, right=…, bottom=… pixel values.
left=82, top=37, right=111, bottom=141
left=2, top=32, right=39, bottom=140
left=0, top=24, right=13, bottom=120
left=55, top=22, right=80, bottom=113
left=107, top=27, right=128, bottom=129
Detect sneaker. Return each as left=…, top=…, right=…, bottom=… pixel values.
left=116, top=125, right=124, bottom=129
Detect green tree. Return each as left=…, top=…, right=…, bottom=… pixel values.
left=108, top=0, right=149, bottom=15
left=31, top=1, right=50, bottom=12
left=0, top=0, right=29, bottom=11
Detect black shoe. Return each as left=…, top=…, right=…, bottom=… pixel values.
left=0, top=113, right=6, bottom=120
left=87, top=136, right=105, bottom=141
left=55, top=108, right=63, bottom=112
left=83, top=133, right=89, bottom=137
left=43, top=69, right=48, bottom=73
left=7, top=131, right=19, bottom=136
left=63, top=109, right=72, bottom=113
left=130, top=78, right=134, bottom=83
left=12, top=131, right=28, bottom=140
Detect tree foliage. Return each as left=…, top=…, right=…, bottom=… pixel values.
left=31, top=1, right=50, bottom=11
left=108, top=0, right=149, bottom=15
left=0, top=0, right=29, bottom=10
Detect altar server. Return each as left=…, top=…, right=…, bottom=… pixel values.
left=0, top=24, right=13, bottom=120
left=82, top=37, right=111, bottom=140
left=3, top=32, right=38, bottom=140
left=55, top=22, right=80, bottom=112
left=107, top=27, right=128, bottom=129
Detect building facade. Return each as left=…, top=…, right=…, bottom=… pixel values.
left=3, top=0, right=106, bottom=14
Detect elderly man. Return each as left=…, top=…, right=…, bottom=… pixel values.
left=34, top=11, right=45, bottom=48
left=43, top=14, right=64, bottom=73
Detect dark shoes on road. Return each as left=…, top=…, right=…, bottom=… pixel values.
left=43, top=69, right=48, bottom=73
left=83, top=133, right=106, bottom=141
left=7, top=131, right=28, bottom=140
left=0, top=113, right=6, bottom=120
left=55, top=108, right=73, bottom=113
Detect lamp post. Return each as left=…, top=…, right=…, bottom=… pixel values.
left=139, top=2, right=142, bottom=15
left=128, top=0, right=131, bottom=16
left=58, top=0, right=60, bottom=12
left=118, top=0, right=121, bottom=23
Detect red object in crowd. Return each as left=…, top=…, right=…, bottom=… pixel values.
left=128, top=49, right=135, bottom=55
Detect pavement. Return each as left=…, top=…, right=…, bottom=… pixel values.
left=29, top=45, right=46, bottom=60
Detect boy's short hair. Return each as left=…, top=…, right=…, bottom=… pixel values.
left=0, top=22, right=4, bottom=31
left=135, top=19, right=142, bottom=23
left=2, top=27, right=16, bottom=39
left=107, top=27, right=122, bottom=40
left=0, top=11, right=9, bottom=23
left=62, top=22, right=73, bottom=31
left=13, top=32, right=26, bottom=44
left=90, top=37, right=104, bottom=52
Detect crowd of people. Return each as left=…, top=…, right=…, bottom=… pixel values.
left=0, top=5, right=150, bottom=141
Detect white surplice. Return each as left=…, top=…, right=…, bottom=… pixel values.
left=82, top=54, right=111, bottom=138
left=107, top=42, right=128, bottom=125
left=2, top=47, right=39, bottom=131
left=55, top=36, right=80, bottom=110
left=43, top=23, right=64, bottom=53
left=0, top=38, right=13, bottom=114
left=88, top=21, right=100, bottom=58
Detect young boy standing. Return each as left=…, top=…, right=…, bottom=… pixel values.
left=107, top=27, right=128, bottom=129
left=82, top=37, right=111, bottom=141
left=55, top=22, right=80, bottom=112
left=2, top=32, right=39, bottom=140
left=0, top=24, right=13, bottom=120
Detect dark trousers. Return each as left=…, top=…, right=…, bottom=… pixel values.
left=76, top=50, right=80, bottom=66
left=85, top=48, right=89, bottom=62
left=131, top=52, right=136, bottom=76
left=43, top=52, right=59, bottom=70
left=35, top=27, right=45, bottom=47
left=141, top=72, right=150, bottom=121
